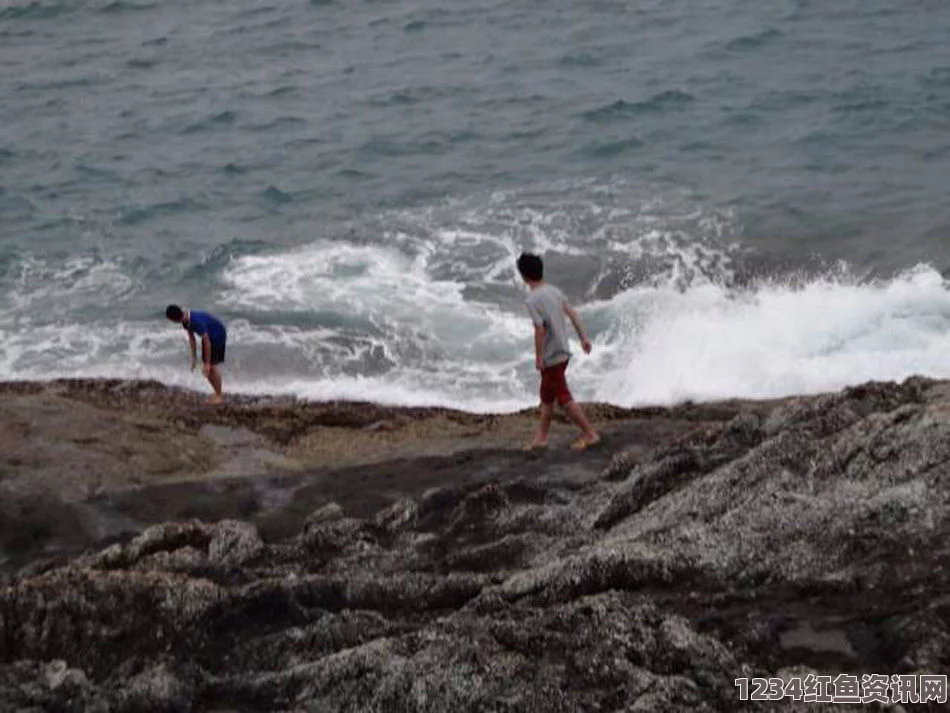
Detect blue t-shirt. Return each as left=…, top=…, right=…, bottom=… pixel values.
left=186, top=310, right=226, bottom=344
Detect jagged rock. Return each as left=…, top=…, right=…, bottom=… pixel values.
left=43, top=659, right=90, bottom=692
left=208, top=520, right=264, bottom=567
left=304, top=502, right=345, bottom=530
left=594, top=449, right=701, bottom=529
left=116, top=663, right=193, bottom=713
left=0, top=568, right=223, bottom=673
left=125, top=521, right=213, bottom=565
left=373, top=498, right=419, bottom=534
left=135, top=545, right=208, bottom=574
left=601, top=448, right=639, bottom=481
left=0, top=660, right=96, bottom=711
left=301, top=516, right=375, bottom=558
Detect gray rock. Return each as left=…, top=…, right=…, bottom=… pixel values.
left=208, top=520, right=264, bottom=567
left=373, top=497, right=419, bottom=533
left=43, top=659, right=90, bottom=691
left=304, top=501, right=345, bottom=529
left=117, top=663, right=193, bottom=713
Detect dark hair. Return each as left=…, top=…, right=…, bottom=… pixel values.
left=516, top=253, right=543, bottom=281
left=165, top=304, right=184, bottom=321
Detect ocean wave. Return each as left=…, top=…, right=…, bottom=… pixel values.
left=374, top=181, right=740, bottom=294
left=0, top=1, right=70, bottom=21
left=180, top=111, right=238, bottom=135
left=0, top=191, right=37, bottom=221
left=117, top=199, right=203, bottom=226
left=97, top=1, right=157, bottom=15
left=580, top=136, right=644, bottom=159
left=581, top=92, right=695, bottom=122
left=260, top=186, right=294, bottom=205
left=593, top=264, right=950, bottom=406
left=559, top=52, right=603, bottom=68
left=182, top=238, right=274, bottom=284
left=247, top=116, right=308, bottom=132
left=125, top=57, right=160, bottom=69
left=357, top=136, right=447, bottom=158
left=920, top=66, right=950, bottom=88
left=5, top=183, right=949, bottom=413
left=220, top=163, right=249, bottom=176
left=725, top=28, right=782, bottom=52
left=0, top=254, right=137, bottom=319
left=266, top=85, right=297, bottom=98
left=7, top=261, right=950, bottom=414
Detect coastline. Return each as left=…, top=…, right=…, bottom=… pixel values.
left=1, top=377, right=737, bottom=570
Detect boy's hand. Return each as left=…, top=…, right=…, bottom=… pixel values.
left=190, top=357, right=197, bottom=372
left=535, top=356, right=543, bottom=371
left=581, top=339, right=592, bottom=355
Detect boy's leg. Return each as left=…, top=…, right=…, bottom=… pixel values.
left=205, top=340, right=225, bottom=404
left=530, top=402, right=554, bottom=447
left=205, top=365, right=223, bottom=404
left=565, top=401, right=599, bottom=443
left=552, top=362, right=599, bottom=447
left=526, top=365, right=556, bottom=449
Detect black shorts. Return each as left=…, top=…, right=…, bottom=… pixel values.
left=206, top=339, right=226, bottom=365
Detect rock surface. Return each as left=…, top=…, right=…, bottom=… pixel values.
left=1, top=378, right=950, bottom=711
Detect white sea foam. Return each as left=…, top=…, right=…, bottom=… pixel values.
left=592, top=264, right=950, bottom=406
left=4, top=188, right=950, bottom=412
left=1, top=254, right=136, bottom=320
left=376, top=184, right=740, bottom=295
left=5, top=263, right=950, bottom=411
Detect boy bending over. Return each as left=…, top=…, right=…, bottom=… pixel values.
left=165, top=304, right=227, bottom=404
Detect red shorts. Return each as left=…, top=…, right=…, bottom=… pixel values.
left=540, top=360, right=573, bottom=406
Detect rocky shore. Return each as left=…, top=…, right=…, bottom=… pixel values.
left=1, top=378, right=949, bottom=711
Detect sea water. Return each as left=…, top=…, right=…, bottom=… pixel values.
left=2, top=0, right=949, bottom=410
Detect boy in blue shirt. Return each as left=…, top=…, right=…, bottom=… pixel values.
left=165, top=305, right=227, bottom=404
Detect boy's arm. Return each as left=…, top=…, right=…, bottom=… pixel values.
left=563, top=303, right=592, bottom=354
left=526, top=300, right=546, bottom=371
left=534, top=324, right=545, bottom=371
left=187, top=331, right=197, bottom=371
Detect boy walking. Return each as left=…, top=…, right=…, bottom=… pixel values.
left=517, top=253, right=600, bottom=451
left=165, top=305, right=227, bottom=404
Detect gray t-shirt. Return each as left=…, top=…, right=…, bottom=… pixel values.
left=525, top=283, right=572, bottom=368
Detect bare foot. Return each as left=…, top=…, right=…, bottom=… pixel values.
left=522, top=440, right=548, bottom=452
left=570, top=434, right=601, bottom=451
left=207, top=394, right=224, bottom=406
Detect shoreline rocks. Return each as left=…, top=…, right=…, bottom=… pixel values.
left=1, top=378, right=949, bottom=710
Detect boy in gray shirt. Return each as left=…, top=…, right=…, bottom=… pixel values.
left=517, top=253, right=600, bottom=450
